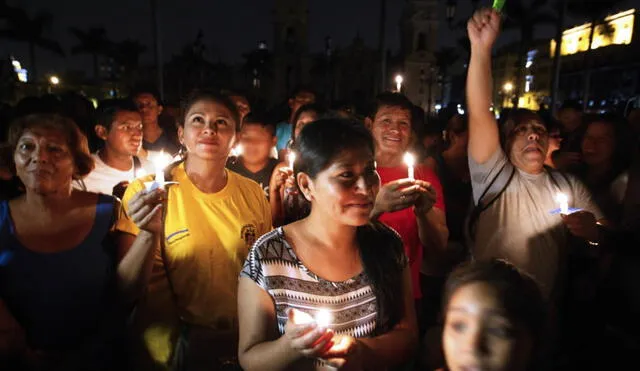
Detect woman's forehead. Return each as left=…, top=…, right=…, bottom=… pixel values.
left=20, top=125, right=68, bottom=141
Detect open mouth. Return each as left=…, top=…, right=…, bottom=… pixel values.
left=383, top=136, right=402, bottom=143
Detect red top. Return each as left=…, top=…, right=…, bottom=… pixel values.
left=377, top=163, right=445, bottom=299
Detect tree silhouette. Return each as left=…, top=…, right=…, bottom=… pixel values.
left=567, top=0, right=625, bottom=109
left=502, top=0, right=557, bottom=106
left=69, top=26, right=112, bottom=80
left=0, top=6, right=64, bottom=81
left=110, top=39, right=147, bottom=87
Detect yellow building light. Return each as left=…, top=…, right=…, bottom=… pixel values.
left=550, top=9, right=635, bottom=57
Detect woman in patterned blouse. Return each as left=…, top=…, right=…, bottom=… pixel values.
left=238, top=119, right=418, bottom=370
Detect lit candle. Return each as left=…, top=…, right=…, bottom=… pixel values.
left=151, top=151, right=171, bottom=187
left=315, top=310, right=332, bottom=328
left=403, top=152, right=415, bottom=180
left=556, top=193, right=569, bottom=215
left=291, top=308, right=332, bottom=328
left=292, top=310, right=315, bottom=325
left=231, top=144, right=243, bottom=157
left=288, top=151, right=296, bottom=170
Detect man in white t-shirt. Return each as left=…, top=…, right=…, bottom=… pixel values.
left=75, top=99, right=153, bottom=197
left=465, top=9, right=607, bottom=299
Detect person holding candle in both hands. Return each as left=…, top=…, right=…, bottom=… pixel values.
left=238, top=119, right=417, bottom=370
left=364, top=92, right=448, bottom=332
left=465, top=8, right=606, bottom=300
left=115, top=91, right=271, bottom=370
left=269, top=103, right=329, bottom=226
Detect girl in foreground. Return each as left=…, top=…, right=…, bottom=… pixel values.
left=441, top=260, right=547, bottom=371
left=238, top=119, right=417, bottom=370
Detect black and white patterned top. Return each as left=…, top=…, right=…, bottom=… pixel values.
left=240, top=227, right=381, bottom=339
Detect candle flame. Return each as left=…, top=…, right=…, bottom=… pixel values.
left=288, top=152, right=296, bottom=168
left=231, top=145, right=243, bottom=157
left=315, top=310, right=332, bottom=328
left=555, top=193, right=568, bottom=204
left=555, top=192, right=569, bottom=214
left=403, top=152, right=415, bottom=167
left=150, top=151, right=171, bottom=170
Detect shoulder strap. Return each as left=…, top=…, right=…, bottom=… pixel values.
left=467, top=164, right=516, bottom=242
left=547, top=167, right=574, bottom=196
left=132, top=156, right=142, bottom=178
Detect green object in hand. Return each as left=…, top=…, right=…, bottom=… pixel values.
left=493, top=0, right=506, bottom=12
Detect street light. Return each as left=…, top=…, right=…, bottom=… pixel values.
left=49, top=76, right=60, bottom=85
left=446, top=0, right=457, bottom=28
left=503, top=82, right=513, bottom=93
left=395, top=74, right=404, bottom=93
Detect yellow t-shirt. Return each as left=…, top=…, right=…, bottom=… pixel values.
left=116, top=162, right=271, bottom=366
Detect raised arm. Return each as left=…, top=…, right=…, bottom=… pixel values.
left=466, top=8, right=502, bottom=164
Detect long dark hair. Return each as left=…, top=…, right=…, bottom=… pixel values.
left=294, top=118, right=406, bottom=332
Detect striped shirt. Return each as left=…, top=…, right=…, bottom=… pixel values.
left=240, top=228, right=379, bottom=339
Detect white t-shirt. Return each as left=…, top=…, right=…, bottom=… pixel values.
left=468, top=148, right=603, bottom=299
left=75, top=153, right=152, bottom=195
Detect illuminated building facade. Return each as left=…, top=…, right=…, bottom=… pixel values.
left=556, top=9, right=640, bottom=109
left=492, top=41, right=553, bottom=111
left=550, top=9, right=635, bottom=57
left=492, top=9, right=639, bottom=113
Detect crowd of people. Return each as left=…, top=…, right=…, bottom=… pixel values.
left=1, top=8, right=639, bottom=371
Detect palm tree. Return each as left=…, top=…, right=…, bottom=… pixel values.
left=502, top=0, right=557, bottom=106
left=435, top=47, right=459, bottom=103
left=0, top=7, right=64, bottom=81
left=69, top=27, right=112, bottom=80
left=567, top=0, right=625, bottom=109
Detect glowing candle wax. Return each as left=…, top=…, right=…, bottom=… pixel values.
left=288, top=151, right=296, bottom=170
left=403, top=152, right=415, bottom=180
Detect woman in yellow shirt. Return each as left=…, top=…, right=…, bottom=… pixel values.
left=115, top=91, right=271, bottom=370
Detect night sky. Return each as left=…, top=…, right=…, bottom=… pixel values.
left=3, top=0, right=639, bottom=78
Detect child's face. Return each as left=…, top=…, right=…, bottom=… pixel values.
left=239, top=123, right=275, bottom=165
left=443, top=282, right=533, bottom=371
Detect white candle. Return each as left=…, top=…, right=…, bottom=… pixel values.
left=288, top=151, right=296, bottom=170
left=403, top=152, right=415, bottom=180
left=556, top=193, right=569, bottom=215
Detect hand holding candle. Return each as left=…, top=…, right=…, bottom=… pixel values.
left=403, top=152, right=415, bottom=181
left=290, top=308, right=333, bottom=328
left=284, top=309, right=335, bottom=359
